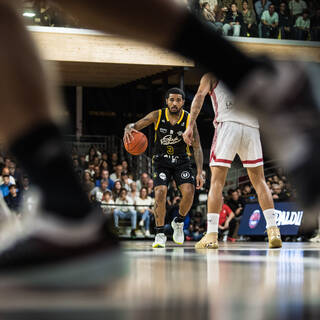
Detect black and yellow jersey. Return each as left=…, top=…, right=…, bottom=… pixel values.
left=153, top=108, right=191, bottom=157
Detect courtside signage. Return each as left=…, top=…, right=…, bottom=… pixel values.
left=238, top=202, right=304, bottom=235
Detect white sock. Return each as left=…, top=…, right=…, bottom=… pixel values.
left=207, top=213, right=219, bottom=233
left=263, top=209, right=277, bottom=228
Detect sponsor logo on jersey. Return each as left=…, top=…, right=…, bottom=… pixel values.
left=159, top=128, right=167, bottom=134
left=181, top=122, right=185, bottom=126
left=181, top=171, right=190, bottom=179
left=226, top=101, right=234, bottom=109
left=177, top=131, right=183, bottom=136
left=170, top=130, right=173, bottom=135
left=249, top=210, right=261, bottom=229
left=159, top=173, right=166, bottom=180
left=160, top=135, right=181, bottom=145
left=162, top=120, right=165, bottom=123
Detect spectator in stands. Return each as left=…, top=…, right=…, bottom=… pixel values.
left=87, top=162, right=95, bottom=177
left=235, top=0, right=254, bottom=10
left=185, top=211, right=206, bottom=241
left=79, top=155, right=87, bottom=170
left=99, top=159, right=109, bottom=172
left=4, top=184, right=21, bottom=213
left=85, top=146, right=101, bottom=163
left=0, top=175, right=11, bottom=197
left=82, top=170, right=95, bottom=194
left=73, top=158, right=83, bottom=179
left=272, top=183, right=290, bottom=201
left=227, top=189, right=245, bottom=217
left=93, top=165, right=100, bottom=184
left=293, top=9, right=310, bottom=39
left=114, top=188, right=137, bottom=238
left=136, top=187, right=153, bottom=237
left=261, top=4, right=279, bottom=38
left=100, top=190, right=115, bottom=216
left=218, top=198, right=236, bottom=241
left=110, top=164, right=123, bottom=181
left=121, top=160, right=130, bottom=175
left=92, top=155, right=100, bottom=167
left=97, top=169, right=114, bottom=189
left=101, top=151, right=109, bottom=163
left=310, top=7, right=320, bottom=41
left=147, top=178, right=155, bottom=198
left=121, top=172, right=133, bottom=191
left=90, top=179, right=111, bottom=202
left=136, top=172, right=150, bottom=192
left=201, top=2, right=216, bottom=24
left=255, top=0, right=272, bottom=21
left=9, top=160, right=22, bottom=188
left=110, top=152, right=119, bottom=171
left=112, top=180, right=123, bottom=200
left=241, top=0, right=258, bottom=37
left=167, top=180, right=182, bottom=218
left=0, top=167, right=15, bottom=186
left=278, top=1, right=293, bottom=39
left=128, top=181, right=139, bottom=202
left=223, top=3, right=243, bottom=36
left=289, top=0, right=308, bottom=23
left=242, top=183, right=257, bottom=202
left=220, top=0, right=234, bottom=9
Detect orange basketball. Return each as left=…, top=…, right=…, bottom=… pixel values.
left=124, top=131, right=148, bottom=155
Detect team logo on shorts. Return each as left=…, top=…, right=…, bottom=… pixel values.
left=181, top=171, right=190, bottom=179
left=159, top=173, right=166, bottom=180
left=249, top=210, right=261, bottom=229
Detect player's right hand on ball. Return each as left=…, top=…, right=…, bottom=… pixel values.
left=183, top=127, right=194, bottom=146
left=123, top=128, right=138, bottom=144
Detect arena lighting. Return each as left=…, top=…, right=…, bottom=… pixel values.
left=22, top=12, right=36, bottom=18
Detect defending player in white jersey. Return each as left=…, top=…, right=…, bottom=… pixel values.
left=183, top=73, right=282, bottom=249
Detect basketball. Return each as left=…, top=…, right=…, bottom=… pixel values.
left=124, top=131, right=148, bottom=155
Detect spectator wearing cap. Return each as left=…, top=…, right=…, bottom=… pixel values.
left=5, top=184, right=22, bottom=213
left=294, top=9, right=310, bottom=40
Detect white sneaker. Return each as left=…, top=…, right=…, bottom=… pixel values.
left=152, top=233, right=167, bottom=248
left=139, top=219, right=144, bottom=227
left=145, top=230, right=151, bottom=237
left=171, top=218, right=184, bottom=245
left=310, top=234, right=320, bottom=243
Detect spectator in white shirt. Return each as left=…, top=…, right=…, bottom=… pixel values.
left=289, top=0, right=307, bottom=22
left=110, top=164, right=123, bottom=181
left=101, top=190, right=115, bottom=215
left=261, top=4, right=279, bottom=38
left=294, top=9, right=310, bottom=40
left=90, top=179, right=111, bottom=202
left=136, top=187, right=154, bottom=237
left=114, top=188, right=137, bottom=238
left=0, top=167, right=15, bottom=185
left=136, top=172, right=150, bottom=192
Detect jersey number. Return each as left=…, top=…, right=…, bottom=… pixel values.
left=167, top=146, right=174, bottom=155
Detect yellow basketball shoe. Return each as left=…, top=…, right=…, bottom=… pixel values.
left=195, top=232, right=219, bottom=249
left=267, top=226, right=282, bottom=248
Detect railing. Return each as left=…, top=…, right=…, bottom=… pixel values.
left=64, top=134, right=152, bottom=179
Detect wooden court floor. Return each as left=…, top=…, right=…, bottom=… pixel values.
left=0, top=241, right=319, bottom=320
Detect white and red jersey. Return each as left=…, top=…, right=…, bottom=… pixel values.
left=210, top=81, right=259, bottom=129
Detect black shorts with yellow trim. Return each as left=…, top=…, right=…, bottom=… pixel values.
left=152, top=155, right=195, bottom=187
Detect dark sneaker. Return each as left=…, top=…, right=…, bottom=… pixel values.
left=130, top=229, right=137, bottom=239
left=0, top=214, right=125, bottom=288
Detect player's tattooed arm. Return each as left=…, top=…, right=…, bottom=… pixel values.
left=123, top=110, right=159, bottom=144
left=183, top=73, right=216, bottom=146
left=192, top=124, right=204, bottom=190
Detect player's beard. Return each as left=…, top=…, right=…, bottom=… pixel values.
left=168, top=107, right=180, bottom=115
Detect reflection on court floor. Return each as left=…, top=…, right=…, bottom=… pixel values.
left=0, top=242, right=319, bottom=320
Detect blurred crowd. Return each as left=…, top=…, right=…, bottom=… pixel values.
left=0, top=144, right=309, bottom=241
left=20, top=0, right=319, bottom=41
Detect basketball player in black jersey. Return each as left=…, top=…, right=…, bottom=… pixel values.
left=124, top=88, right=204, bottom=248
